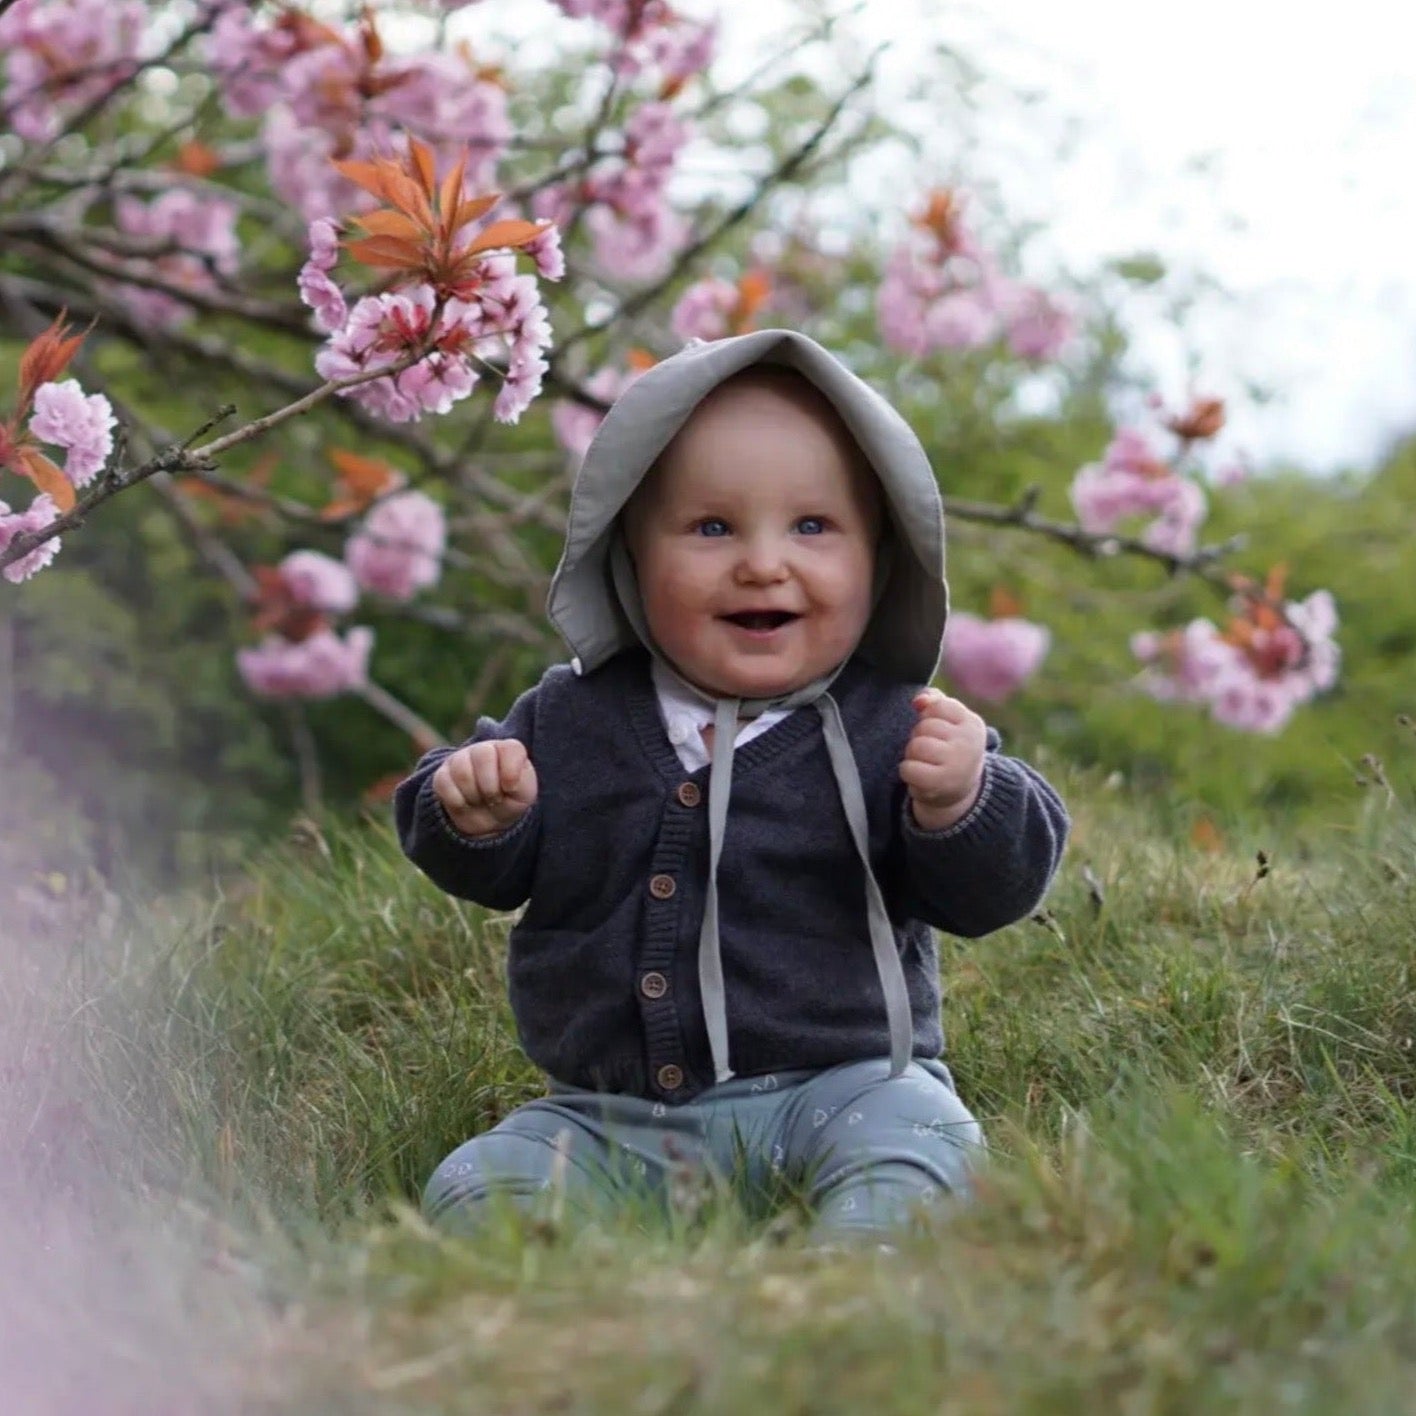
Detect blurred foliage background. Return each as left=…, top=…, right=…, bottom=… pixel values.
left=0, top=4, right=1411, bottom=897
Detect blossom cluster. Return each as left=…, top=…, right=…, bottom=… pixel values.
left=939, top=611, right=1052, bottom=704
left=237, top=625, right=374, bottom=700
left=234, top=488, right=448, bottom=700
left=0, top=494, right=62, bottom=586
left=301, top=223, right=561, bottom=425
left=206, top=8, right=511, bottom=221
left=535, top=101, right=693, bottom=281
left=551, top=361, right=648, bottom=461
left=548, top=0, right=716, bottom=90
left=0, top=0, right=146, bottom=143
left=1070, top=425, right=1208, bottom=557
left=670, top=268, right=773, bottom=343
left=1131, top=588, right=1340, bottom=734
left=110, top=190, right=242, bottom=329
left=27, top=381, right=116, bottom=488
left=0, top=377, right=116, bottom=583
left=877, top=189, right=1075, bottom=363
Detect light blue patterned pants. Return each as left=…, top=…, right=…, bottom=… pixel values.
left=424, top=1057, right=983, bottom=1239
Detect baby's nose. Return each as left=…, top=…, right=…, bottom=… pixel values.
left=734, top=535, right=790, bottom=580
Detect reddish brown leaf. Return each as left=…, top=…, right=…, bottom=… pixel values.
left=407, top=135, right=437, bottom=200
left=350, top=209, right=426, bottom=242
left=331, top=156, right=391, bottom=200
left=332, top=157, right=433, bottom=230
left=730, top=268, right=772, bottom=333
left=462, top=218, right=545, bottom=256
left=1190, top=815, right=1224, bottom=853
left=1167, top=396, right=1226, bottom=442
left=438, top=151, right=470, bottom=227
left=344, top=235, right=425, bottom=271
left=176, top=455, right=275, bottom=528
left=173, top=140, right=222, bottom=177
left=17, top=312, right=88, bottom=412
left=16, top=447, right=76, bottom=512
left=358, top=9, right=384, bottom=64
left=322, top=448, right=403, bottom=519
left=449, top=192, right=500, bottom=232
left=988, top=585, right=1025, bottom=619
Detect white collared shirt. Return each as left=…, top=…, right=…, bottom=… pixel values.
left=651, top=657, right=795, bottom=772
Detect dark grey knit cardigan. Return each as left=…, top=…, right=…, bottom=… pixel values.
left=395, top=648, right=1069, bottom=1102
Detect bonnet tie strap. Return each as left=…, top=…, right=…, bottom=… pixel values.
left=696, top=691, right=914, bottom=1085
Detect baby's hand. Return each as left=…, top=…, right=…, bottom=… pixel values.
left=899, top=688, right=987, bottom=832
left=432, top=739, right=539, bottom=839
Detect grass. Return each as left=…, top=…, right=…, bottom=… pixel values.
left=5, top=741, right=1416, bottom=1413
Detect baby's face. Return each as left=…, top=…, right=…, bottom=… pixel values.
left=623, top=371, right=881, bottom=700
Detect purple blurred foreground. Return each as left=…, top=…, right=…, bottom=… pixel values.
left=1, top=880, right=276, bottom=1414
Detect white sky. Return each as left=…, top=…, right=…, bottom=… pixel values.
left=449, top=0, right=1416, bottom=475
left=711, top=0, right=1416, bottom=475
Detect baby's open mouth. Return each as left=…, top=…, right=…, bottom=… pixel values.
left=720, top=611, right=800, bottom=631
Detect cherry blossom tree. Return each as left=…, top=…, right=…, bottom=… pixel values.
left=0, top=0, right=1340, bottom=814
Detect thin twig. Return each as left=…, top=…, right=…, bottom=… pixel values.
left=944, top=485, right=1250, bottom=589
left=0, top=356, right=423, bottom=575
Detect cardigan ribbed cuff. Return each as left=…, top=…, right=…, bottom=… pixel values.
left=900, top=756, right=1007, bottom=843
left=419, top=777, right=538, bottom=851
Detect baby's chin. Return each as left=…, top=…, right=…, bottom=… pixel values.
left=673, top=661, right=834, bottom=702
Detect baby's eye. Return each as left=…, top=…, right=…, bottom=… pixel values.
left=694, top=518, right=729, bottom=537
left=796, top=516, right=827, bottom=535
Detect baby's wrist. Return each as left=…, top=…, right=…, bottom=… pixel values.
left=908, top=776, right=983, bottom=832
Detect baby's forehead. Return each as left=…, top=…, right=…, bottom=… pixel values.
left=674, top=366, right=845, bottom=440
left=659, top=367, right=877, bottom=488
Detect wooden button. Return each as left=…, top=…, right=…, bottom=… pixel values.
left=656, top=1063, right=684, bottom=1091
left=676, top=781, right=702, bottom=808
left=648, top=873, right=676, bottom=899
left=640, top=971, right=668, bottom=1000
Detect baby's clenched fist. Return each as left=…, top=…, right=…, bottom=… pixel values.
left=432, top=738, right=539, bottom=839
left=899, top=688, right=987, bottom=832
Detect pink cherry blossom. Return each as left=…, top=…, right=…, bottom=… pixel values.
left=1131, top=621, right=1238, bottom=703
left=27, top=380, right=116, bottom=487
left=671, top=278, right=738, bottom=342
left=998, top=283, right=1077, bottom=361
left=0, top=494, right=61, bottom=584
left=923, top=288, right=997, bottom=350
left=110, top=189, right=241, bottom=328
left=279, top=550, right=358, bottom=615
left=876, top=195, right=1074, bottom=365
left=587, top=201, right=689, bottom=281
left=209, top=13, right=511, bottom=222
left=0, top=0, right=146, bottom=143
left=1130, top=592, right=1341, bottom=734
left=551, top=365, right=643, bottom=460
left=298, top=220, right=349, bottom=334
left=344, top=491, right=446, bottom=601
left=206, top=5, right=310, bottom=120
left=1070, top=427, right=1208, bottom=555
left=1139, top=476, right=1208, bottom=557
left=236, top=626, right=374, bottom=700
left=535, top=100, right=691, bottom=283
left=310, top=223, right=554, bottom=425
left=940, top=612, right=1051, bottom=703
left=525, top=225, right=567, bottom=282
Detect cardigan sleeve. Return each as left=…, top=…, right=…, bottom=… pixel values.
left=892, top=727, right=1069, bottom=938
left=393, top=677, right=544, bottom=911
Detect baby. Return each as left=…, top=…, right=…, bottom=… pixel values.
left=395, top=330, right=1069, bottom=1240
